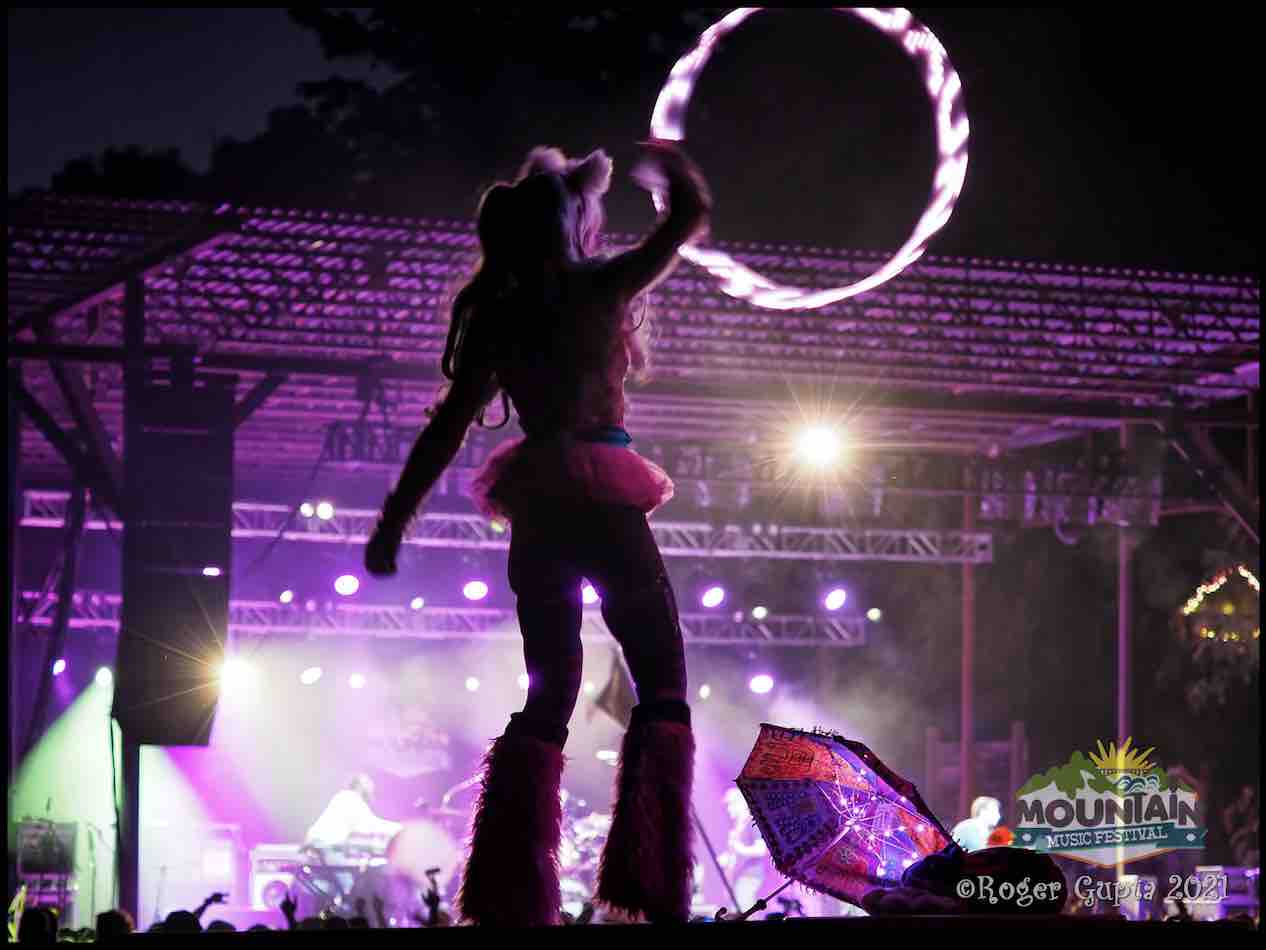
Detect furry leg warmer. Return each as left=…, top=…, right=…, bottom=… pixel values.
left=456, top=732, right=566, bottom=926
left=595, top=702, right=695, bottom=923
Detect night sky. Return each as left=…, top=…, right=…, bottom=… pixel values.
left=8, top=9, right=1257, bottom=274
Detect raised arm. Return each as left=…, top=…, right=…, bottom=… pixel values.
left=598, top=139, right=712, bottom=302
left=366, top=351, right=497, bottom=576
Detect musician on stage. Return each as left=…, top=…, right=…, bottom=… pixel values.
left=298, top=774, right=403, bottom=915
left=305, top=774, right=403, bottom=850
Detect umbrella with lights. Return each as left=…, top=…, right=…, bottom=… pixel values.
left=735, top=723, right=957, bottom=911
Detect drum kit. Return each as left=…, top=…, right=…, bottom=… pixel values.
left=296, top=776, right=612, bottom=924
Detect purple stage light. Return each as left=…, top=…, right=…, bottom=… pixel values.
left=52, top=658, right=67, bottom=677
left=202, top=566, right=222, bottom=577
left=749, top=674, right=774, bottom=695
left=300, top=666, right=323, bottom=686
left=463, top=580, right=489, bottom=602
left=334, top=574, right=360, bottom=596
left=304, top=599, right=318, bottom=612
left=824, top=588, right=848, bottom=611
left=279, top=589, right=295, bottom=604
left=701, top=585, right=726, bottom=608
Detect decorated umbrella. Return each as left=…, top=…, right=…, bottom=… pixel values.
left=735, top=723, right=956, bottom=912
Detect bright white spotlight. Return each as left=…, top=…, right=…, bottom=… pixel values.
left=300, top=666, right=323, bottom=686
left=463, top=580, right=489, bottom=602
left=867, top=607, right=883, bottom=622
left=698, top=684, right=712, bottom=700
left=95, top=667, right=113, bottom=687
left=220, top=657, right=254, bottom=689
left=299, top=502, right=315, bottom=518
left=52, top=659, right=67, bottom=677
left=410, top=596, right=426, bottom=610
left=595, top=750, right=618, bottom=763
left=202, top=566, right=222, bottom=577
left=334, top=574, right=360, bottom=596
left=751, top=605, right=769, bottom=621
left=749, top=674, right=774, bottom=695
left=517, top=673, right=530, bottom=691
left=581, top=583, right=599, bottom=605
left=465, top=677, right=481, bottom=692
left=316, top=501, right=335, bottom=521
left=701, top=585, right=726, bottom=608
left=348, top=673, right=366, bottom=690
left=582, top=681, right=596, bottom=696
left=489, top=519, right=507, bottom=535
left=794, top=425, right=845, bottom=468
left=279, top=589, right=295, bottom=604
left=824, top=588, right=848, bottom=611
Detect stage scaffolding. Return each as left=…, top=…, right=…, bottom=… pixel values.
left=8, top=193, right=1260, bottom=914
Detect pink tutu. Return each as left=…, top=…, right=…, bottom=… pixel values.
left=471, top=435, right=675, bottom=522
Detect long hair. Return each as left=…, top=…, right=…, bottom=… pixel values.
left=434, top=146, right=651, bottom=428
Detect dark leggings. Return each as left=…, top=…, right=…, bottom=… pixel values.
left=503, top=502, right=688, bottom=747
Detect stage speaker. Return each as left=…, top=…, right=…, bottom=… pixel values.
left=249, top=845, right=302, bottom=910
left=113, top=381, right=235, bottom=746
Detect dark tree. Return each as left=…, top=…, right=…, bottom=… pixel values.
left=49, top=145, right=200, bottom=201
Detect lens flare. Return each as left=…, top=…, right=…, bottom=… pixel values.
left=794, top=425, right=845, bottom=468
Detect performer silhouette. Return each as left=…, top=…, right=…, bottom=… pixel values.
left=366, top=139, right=711, bottom=925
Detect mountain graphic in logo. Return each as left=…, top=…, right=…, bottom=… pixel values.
left=1014, top=738, right=1206, bottom=867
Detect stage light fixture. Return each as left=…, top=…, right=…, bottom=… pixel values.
left=220, top=657, right=254, bottom=689
left=279, top=589, right=295, bottom=604
left=751, top=605, right=769, bottom=621
left=581, top=583, right=600, bottom=605
left=202, top=566, right=222, bottom=577
left=52, top=658, right=67, bottom=677
left=867, top=607, right=883, bottom=622
left=749, top=674, right=774, bottom=695
left=582, top=681, right=596, bottom=695
left=465, top=677, right=481, bottom=692
left=489, top=519, right=507, bottom=534
left=699, top=684, right=712, bottom=700
left=463, top=580, right=489, bottom=602
left=316, top=501, right=335, bottom=521
left=701, top=585, right=726, bottom=608
left=596, top=750, right=618, bottom=763
left=300, top=666, right=323, bottom=686
left=794, top=425, right=845, bottom=469
left=348, top=673, right=366, bottom=690
left=334, top=574, right=360, bottom=596
left=823, top=587, right=848, bottom=611
left=95, top=667, right=113, bottom=687
left=410, top=596, right=426, bottom=610
left=299, top=502, right=315, bottom=518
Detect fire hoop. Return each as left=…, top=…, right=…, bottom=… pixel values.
left=648, top=7, right=970, bottom=311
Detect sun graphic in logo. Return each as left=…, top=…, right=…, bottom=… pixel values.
left=1088, top=737, right=1156, bottom=775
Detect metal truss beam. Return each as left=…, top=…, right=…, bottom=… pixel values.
left=21, top=491, right=994, bottom=564
left=19, top=591, right=866, bottom=648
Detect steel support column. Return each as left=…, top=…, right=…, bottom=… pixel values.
left=959, top=482, right=977, bottom=819
left=1116, top=421, right=1135, bottom=881
left=8, top=366, right=21, bottom=785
